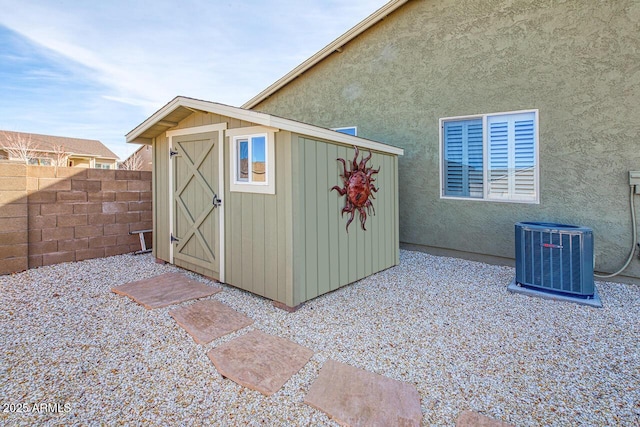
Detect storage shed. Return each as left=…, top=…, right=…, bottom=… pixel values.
left=126, top=96, right=403, bottom=308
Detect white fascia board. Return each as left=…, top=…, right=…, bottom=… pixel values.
left=126, top=97, right=181, bottom=142
left=127, top=96, right=403, bottom=156
left=241, top=0, right=409, bottom=109
left=126, top=96, right=274, bottom=143
left=269, top=116, right=404, bottom=155
left=181, top=97, right=274, bottom=125
left=199, top=97, right=404, bottom=155
left=129, top=137, right=153, bottom=145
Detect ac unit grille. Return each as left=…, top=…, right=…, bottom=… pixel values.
left=515, top=222, right=594, bottom=297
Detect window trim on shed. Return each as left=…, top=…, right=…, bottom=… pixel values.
left=227, top=126, right=277, bottom=194
left=439, top=109, right=539, bottom=204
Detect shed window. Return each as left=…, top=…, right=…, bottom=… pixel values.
left=234, top=134, right=267, bottom=184
left=229, top=127, right=276, bottom=194
left=237, top=139, right=249, bottom=181
left=440, top=110, right=538, bottom=203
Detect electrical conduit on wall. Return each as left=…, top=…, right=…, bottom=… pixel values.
left=594, top=185, right=638, bottom=278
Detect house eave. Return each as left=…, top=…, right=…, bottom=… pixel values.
left=241, top=0, right=409, bottom=109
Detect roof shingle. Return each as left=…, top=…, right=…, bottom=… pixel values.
left=0, top=130, right=119, bottom=160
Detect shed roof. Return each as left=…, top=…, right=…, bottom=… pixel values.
left=0, top=130, right=119, bottom=159
left=126, top=96, right=403, bottom=156
left=241, top=0, right=409, bottom=109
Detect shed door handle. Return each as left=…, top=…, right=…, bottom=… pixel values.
left=213, top=193, right=222, bottom=208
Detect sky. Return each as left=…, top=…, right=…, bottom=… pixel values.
left=0, top=0, right=388, bottom=160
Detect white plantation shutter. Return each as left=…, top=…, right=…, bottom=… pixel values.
left=513, top=117, right=536, bottom=197
left=467, top=122, right=484, bottom=197
left=488, top=119, right=509, bottom=197
left=487, top=112, right=537, bottom=201
left=443, top=121, right=464, bottom=196
left=443, top=119, right=483, bottom=198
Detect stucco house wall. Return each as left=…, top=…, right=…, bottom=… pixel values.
left=250, top=0, right=640, bottom=281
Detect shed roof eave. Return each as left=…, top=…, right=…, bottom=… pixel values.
left=129, top=137, right=153, bottom=145
left=126, top=96, right=403, bottom=156
left=241, top=0, right=409, bottom=109
left=268, top=116, right=404, bottom=155
left=125, top=96, right=276, bottom=144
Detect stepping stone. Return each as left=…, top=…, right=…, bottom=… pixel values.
left=304, top=359, right=422, bottom=427
left=456, top=411, right=514, bottom=427
left=112, top=272, right=221, bottom=309
left=207, top=330, right=313, bottom=396
left=169, top=300, right=253, bottom=344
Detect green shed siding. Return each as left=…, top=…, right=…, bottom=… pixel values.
left=223, top=130, right=294, bottom=305
left=154, top=130, right=222, bottom=279
left=172, top=131, right=221, bottom=276
left=291, top=136, right=398, bottom=306
left=152, top=111, right=257, bottom=280
left=150, top=108, right=400, bottom=306
left=152, top=133, right=170, bottom=262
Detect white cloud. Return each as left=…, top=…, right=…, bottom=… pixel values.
left=0, top=0, right=388, bottom=157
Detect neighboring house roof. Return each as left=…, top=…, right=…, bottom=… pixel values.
left=126, top=96, right=404, bottom=155
left=122, top=144, right=153, bottom=171
left=242, top=0, right=409, bottom=109
left=0, top=130, right=119, bottom=160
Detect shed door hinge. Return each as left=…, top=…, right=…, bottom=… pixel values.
left=170, top=148, right=178, bottom=157
left=170, top=233, right=179, bottom=243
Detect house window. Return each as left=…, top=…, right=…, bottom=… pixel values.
left=228, top=126, right=276, bottom=194
left=332, top=126, right=357, bottom=136
left=28, top=157, right=52, bottom=166
left=440, top=110, right=538, bottom=203
left=95, top=163, right=111, bottom=169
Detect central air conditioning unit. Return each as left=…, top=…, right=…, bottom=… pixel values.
left=509, top=221, right=601, bottom=307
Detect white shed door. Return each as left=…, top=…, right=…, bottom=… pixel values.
left=171, top=131, right=221, bottom=276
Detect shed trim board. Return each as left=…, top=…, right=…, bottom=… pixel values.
left=167, top=123, right=227, bottom=282
left=226, top=126, right=279, bottom=195
left=126, top=96, right=403, bottom=156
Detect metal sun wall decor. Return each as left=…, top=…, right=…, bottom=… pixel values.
left=331, top=146, right=380, bottom=232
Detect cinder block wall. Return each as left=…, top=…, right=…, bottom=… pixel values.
left=0, top=164, right=28, bottom=274
left=0, top=165, right=152, bottom=275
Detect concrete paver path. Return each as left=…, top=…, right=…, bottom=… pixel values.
left=304, top=359, right=422, bottom=427
left=207, top=329, right=314, bottom=396
left=112, top=272, right=221, bottom=309
left=169, top=299, right=253, bottom=344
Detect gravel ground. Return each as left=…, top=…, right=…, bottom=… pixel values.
left=1, top=250, right=639, bottom=426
